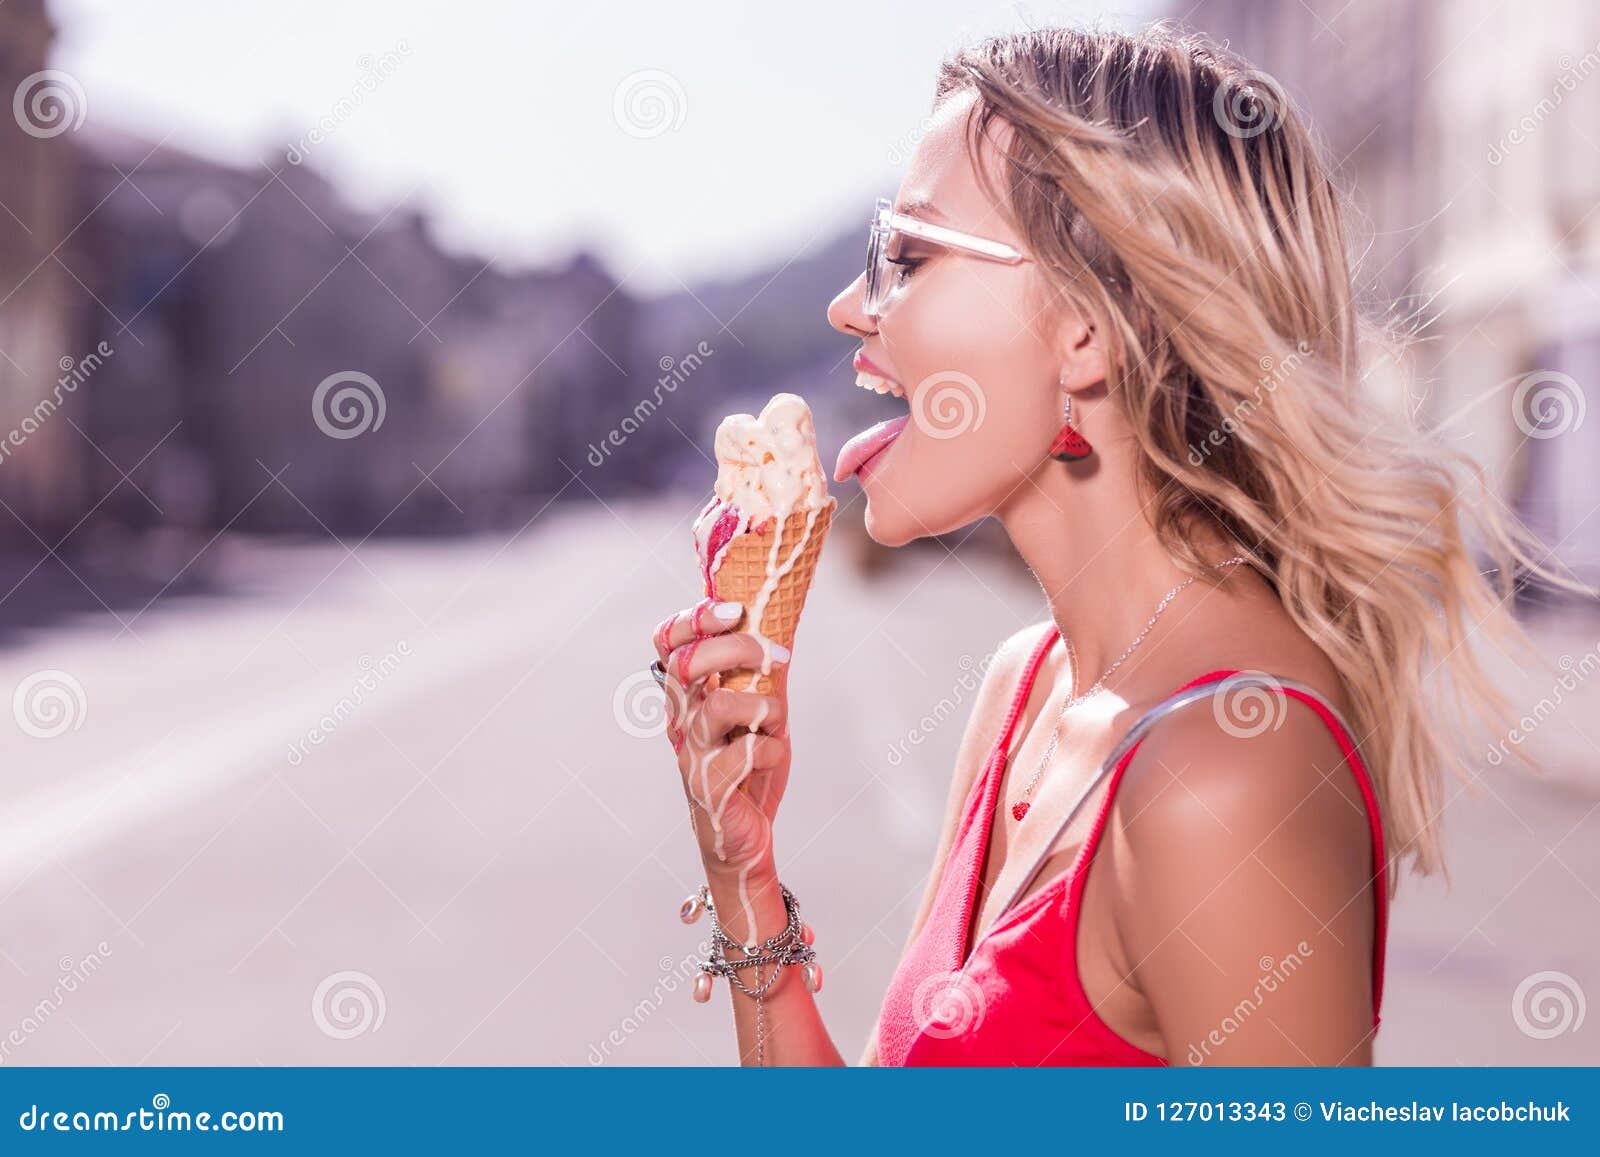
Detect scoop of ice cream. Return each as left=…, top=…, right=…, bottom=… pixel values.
left=711, top=393, right=829, bottom=525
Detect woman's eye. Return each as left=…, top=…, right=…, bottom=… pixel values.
left=886, top=256, right=924, bottom=283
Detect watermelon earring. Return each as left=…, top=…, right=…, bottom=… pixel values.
left=1048, top=393, right=1093, bottom=461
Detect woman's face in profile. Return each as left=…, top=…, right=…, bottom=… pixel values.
left=827, top=89, right=1091, bottom=548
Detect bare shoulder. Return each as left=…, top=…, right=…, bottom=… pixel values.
left=1097, top=670, right=1382, bottom=1062
left=1113, top=681, right=1368, bottom=856
left=1100, top=670, right=1381, bottom=1061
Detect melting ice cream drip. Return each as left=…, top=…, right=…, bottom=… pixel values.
left=687, top=393, right=832, bottom=948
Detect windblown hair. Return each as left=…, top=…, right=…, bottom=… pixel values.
left=935, top=25, right=1592, bottom=889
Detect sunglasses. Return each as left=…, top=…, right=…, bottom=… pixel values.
left=862, top=196, right=1030, bottom=317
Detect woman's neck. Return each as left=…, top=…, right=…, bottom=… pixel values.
left=996, top=460, right=1230, bottom=696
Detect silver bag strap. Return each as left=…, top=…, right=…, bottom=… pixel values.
left=985, top=671, right=1360, bottom=929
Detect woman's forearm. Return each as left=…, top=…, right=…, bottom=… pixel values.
left=704, top=865, right=846, bottom=1066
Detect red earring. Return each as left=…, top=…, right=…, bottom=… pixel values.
left=1049, top=394, right=1093, bottom=461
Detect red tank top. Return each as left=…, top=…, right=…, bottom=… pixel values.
left=874, top=623, right=1389, bottom=1066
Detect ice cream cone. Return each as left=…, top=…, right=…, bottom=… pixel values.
left=709, top=501, right=835, bottom=695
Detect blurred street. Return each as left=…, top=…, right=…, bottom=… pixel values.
left=0, top=499, right=1594, bottom=1065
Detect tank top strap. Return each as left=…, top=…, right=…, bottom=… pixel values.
left=988, top=623, right=1062, bottom=767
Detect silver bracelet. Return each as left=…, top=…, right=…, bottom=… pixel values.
left=679, top=882, right=820, bottom=1066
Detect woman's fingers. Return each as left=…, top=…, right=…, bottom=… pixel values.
left=681, top=733, right=788, bottom=811
left=652, top=598, right=746, bottom=662
left=693, top=686, right=787, bottom=744
left=667, top=631, right=788, bottom=687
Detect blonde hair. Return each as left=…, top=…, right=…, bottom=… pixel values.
left=936, top=24, right=1593, bottom=889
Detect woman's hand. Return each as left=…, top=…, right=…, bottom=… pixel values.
left=651, top=598, right=792, bottom=876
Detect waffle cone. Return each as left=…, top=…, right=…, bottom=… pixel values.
left=709, top=499, right=835, bottom=696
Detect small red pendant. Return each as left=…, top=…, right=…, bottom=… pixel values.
left=1048, top=424, right=1092, bottom=461
left=1011, top=801, right=1030, bottom=821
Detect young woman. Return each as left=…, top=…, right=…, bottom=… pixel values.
left=649, top=25, right=1580, bottom=1066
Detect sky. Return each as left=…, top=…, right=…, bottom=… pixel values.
left=50, top=0, right=1153, bottom=293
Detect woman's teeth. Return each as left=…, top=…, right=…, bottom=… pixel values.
left=855, top=370, right=907, bottom=399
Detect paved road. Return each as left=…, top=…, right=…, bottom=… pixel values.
left=0, top=500, right=1594, bottom=1065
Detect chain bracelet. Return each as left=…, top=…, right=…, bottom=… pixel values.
left=678, top=880, right=822, bottom=1065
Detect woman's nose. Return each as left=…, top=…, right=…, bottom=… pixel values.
left=826, top=271, right=874, bottom=338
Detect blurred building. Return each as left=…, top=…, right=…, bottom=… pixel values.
left=0, top=0, right=85, bottom=536
left=1181, top=0, right=1600, bottom=590
left=63, top=129, right=639, bottom=537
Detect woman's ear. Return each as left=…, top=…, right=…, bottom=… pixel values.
left=1057, top=318, right=1106, bottom=393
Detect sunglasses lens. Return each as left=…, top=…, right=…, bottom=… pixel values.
left=862, top=199, right=895, bottom=317
left=864, top=226, right=882, bottom=315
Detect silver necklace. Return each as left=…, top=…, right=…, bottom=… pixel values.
left=1008, top=555, right=1249, bottom=821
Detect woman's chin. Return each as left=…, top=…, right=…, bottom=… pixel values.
left=861, top=495, right=919, bottom=549
left=861, top=480, right=945, bottom=548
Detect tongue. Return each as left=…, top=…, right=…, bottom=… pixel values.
left=834, top=415, right=910, bottom=482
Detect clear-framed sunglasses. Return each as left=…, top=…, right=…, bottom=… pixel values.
left=862, top=195, right=1030, bottom=317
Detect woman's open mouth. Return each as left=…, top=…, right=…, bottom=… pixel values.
left=834, top=359, right=911, bottom=482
